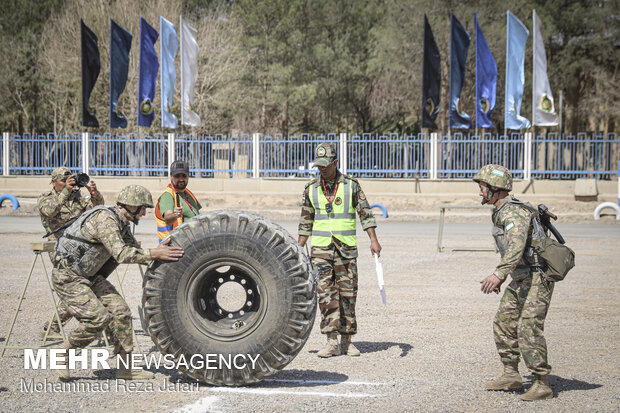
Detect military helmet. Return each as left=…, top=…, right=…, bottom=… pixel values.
left=473, top=164, right=513, bottom=191
left=116, top=185, right=154, bottom=208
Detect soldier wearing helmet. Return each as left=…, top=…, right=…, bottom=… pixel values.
left=474, top=164, right=555, bottom=401
left=51, top=185, right=184, bottom=381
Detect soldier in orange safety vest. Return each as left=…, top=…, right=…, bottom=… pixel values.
left=155, top=160, right=201, bottom=242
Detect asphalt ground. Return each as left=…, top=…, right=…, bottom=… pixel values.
left=0, top=216, right=618, bottom=412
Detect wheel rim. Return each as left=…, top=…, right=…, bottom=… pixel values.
left=185, top=257, right=267, bottom=341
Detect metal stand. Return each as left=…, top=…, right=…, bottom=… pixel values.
left=1, top=242, right=66, bottom=356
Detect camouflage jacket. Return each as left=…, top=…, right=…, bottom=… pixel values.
left=298, top=171, right=376, bottom=259
left=38, top=188, right=104, bottom=240
left=76, top=206, right=153, bottom=267
left=492, top=196, right=535, bottom=281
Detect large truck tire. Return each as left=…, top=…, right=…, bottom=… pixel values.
left=142, top=211, right=316, bottom=386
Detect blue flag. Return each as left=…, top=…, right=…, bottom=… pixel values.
left=475, top=12, right=497, bottom=129
left=505, top=11, right=531, bottom=130
left=160, top=17, right=178, bottom=129
left=449, top=12, right=472, bottom=129
left=81, top=20, right=100, bottom=128
left=110, top=19, right=133, bottom=129
left=421, top=14, right=440, bottom=130
left=138, top=17, right=159, bottom=127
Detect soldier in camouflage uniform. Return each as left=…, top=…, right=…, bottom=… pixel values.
left=52, top=185, right=184, bottom=380
left=298, top=143, right=382, bottom=358
left=38, top=166, right=105, bottom=335
left=475, top=164, right=554, bottom=401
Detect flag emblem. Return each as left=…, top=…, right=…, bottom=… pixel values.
left=426, top=98, right=435, bottom=116
left=539, top=94, right=553, bottom=113
left=140, top=99, right=153, bottom=115
left=480, top=98, right=490, bottom=114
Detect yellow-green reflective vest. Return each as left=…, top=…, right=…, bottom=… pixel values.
left=309, top=178, right=357, bottom=247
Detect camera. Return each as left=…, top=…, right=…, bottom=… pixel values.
left=75, top=172, right=90, bottom=187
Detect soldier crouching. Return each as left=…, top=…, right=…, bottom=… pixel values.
left=51, top=185, right=184, bottom=380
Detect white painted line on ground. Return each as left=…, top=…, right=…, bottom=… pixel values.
left=174, top=395, right=220, bottom=413
left=262, top=378, right=388, bottom=386
left=209, top=387, right=379, bottom=398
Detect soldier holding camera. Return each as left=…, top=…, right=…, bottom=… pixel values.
left=37, top=166, right=104, bottom=334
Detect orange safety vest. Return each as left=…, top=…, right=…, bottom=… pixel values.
left=155, top=184, right=199, bottom=242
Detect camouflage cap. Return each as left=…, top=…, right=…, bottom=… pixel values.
left=313, top=143, right=337, bottom=167
left=117, top=185, right=154, bottom=208
left=473, top=164, right=513, bottom=191
left=51, top=166, right=72, bottom=181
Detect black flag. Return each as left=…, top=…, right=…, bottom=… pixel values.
left=422, top=14, right=441, bottom=130
left=81, top=20, right=100, bottom=127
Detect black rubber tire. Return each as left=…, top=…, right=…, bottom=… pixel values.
left=142, top=210, right=316, bottom=386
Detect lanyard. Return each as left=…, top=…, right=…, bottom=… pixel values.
left=321, top=177, right=338, bottom=203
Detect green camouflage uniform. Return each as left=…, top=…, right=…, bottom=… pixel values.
left=491, top=196, right=554, bottom=376
left=52, top=206, right=153, bottom=352
left=299, top=171, right=376, bottom=335
left=38, top=168, right=104, bottom=329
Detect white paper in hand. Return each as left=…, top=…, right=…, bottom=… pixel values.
left=374, top=253, right=386, bottom=306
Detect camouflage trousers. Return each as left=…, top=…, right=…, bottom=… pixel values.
left=45, top=252, right=72, bottom=331
left=312, top=250, right=358, bottom=335
left=493, top=271, right=554, bottom=375
left=51, top=259, right=133, bottom=353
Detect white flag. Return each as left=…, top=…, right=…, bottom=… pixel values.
left=180, top=16, right=201, bottom=127
left=374, top=254, right=387, bottom=306
left=532, top=10, right=559, bottom=126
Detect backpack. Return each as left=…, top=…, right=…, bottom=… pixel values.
left=531, top=237, right=575, bottom=282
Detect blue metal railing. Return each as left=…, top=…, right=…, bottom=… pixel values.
left=175, top=134, right=253, bottom=178
left=259, top=133, right=339, bottom=177
left=2, top=131, right=618, bottom=179
left=10, top=132, right=82, bottom=175
left=438, top=132, right=526, bottom=179
left=347, top=133, right=430, bottom=178
left=90, top=132, right=167, bottom=176
left=531, top=132, right=618, bottom=179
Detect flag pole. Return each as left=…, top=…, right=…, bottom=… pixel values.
left=532, top=9, right=536, bottom=138
left=179, top=16, right=184, bottom=128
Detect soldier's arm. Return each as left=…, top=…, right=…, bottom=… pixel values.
left=494, top=206, right=531, bottom=280
left=352, top=179, right=381, bottom=256
left=298, top=184, right=314, bottom=239
left=38, top=190, right=70, bottom=218
left=351, top=179, right=377, bottom=230
left=90, top=190, right=105, bottom=206
left=88, top=211, right=153, bottom=265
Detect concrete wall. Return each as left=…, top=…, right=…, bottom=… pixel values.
left=1, top=176, right=617, bottom=200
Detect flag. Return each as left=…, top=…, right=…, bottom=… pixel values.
left=109, top=19, right=133, bottom=129
left=475, top=12, right=497, bottom=129
left=81, top=20, right=100, bottom=128
left=160, top=17, right=178, bottom=129
left=180, top=17, right=201, bottom=127
left=137, top=17, right=159, bottom=127
left=421, top=15, right=440, bottom=130
left=505, top=11, right=531, bottom=130
left=449, top=12, right=472, bottom=129
left=533, top=10, right=559, bottom=126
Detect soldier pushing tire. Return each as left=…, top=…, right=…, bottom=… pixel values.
left=142, top=210, right=316, bottom=386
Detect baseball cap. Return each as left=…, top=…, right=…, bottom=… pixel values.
left=51, top=166, right=72, bottom=180
left=313, top=143, right=337, bottom=167
left=170, top=160, right=190, bottom=176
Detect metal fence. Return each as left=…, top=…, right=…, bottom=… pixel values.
left=1, top=131, right=618, bottom=179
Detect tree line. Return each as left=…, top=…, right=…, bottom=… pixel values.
left=0, top=0, right=617, bottom=136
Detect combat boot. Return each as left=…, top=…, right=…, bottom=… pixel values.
left=116, top=353, right=155, bottom=380
left=340, top=334, right=360, bottom=356
left=521, top=374, right=553, bottom=401
left=40, top=321, right=61, bottom=339
left=484, top=362, right=522, bottom=390
left=317, top=332, right=340, bottom=358
left=56, top=343, right=71, bottom=381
